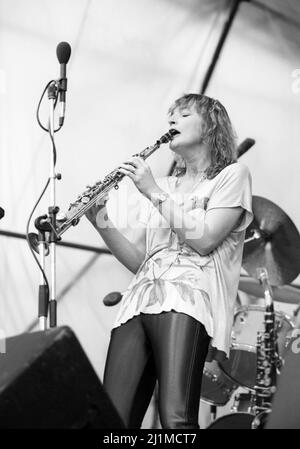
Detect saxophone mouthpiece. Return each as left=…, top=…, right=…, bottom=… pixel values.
left=160, top=129, right=179, bottom=144
left=169, top=128, right=180, bottom=137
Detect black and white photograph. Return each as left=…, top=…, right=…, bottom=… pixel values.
left=0, top=0, right=300, bottom=433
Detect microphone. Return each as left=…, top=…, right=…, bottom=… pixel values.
left=56, top=42, right=71, bottom=126
left=237, top=138, right=255, bottom=157
left=103, top=291, right=123, bottom=306
left=0, top=207, right=4, bottom=220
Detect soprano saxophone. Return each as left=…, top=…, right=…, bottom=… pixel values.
left=56, top=129, right=178, bottom=237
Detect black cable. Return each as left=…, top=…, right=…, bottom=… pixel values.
left=26, top=79, right=62, bottom=300
left=49, top=125, right=57, bottom=167
left=25, top=178, right=50, bottom=293
left=36, top=80, right=53, bottom=132
left=36, top=79, right=62, bottom=133
left=201, top=0, right=242, bottom=94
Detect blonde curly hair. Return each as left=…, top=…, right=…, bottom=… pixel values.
left=168, top=93, right=237, bottom=179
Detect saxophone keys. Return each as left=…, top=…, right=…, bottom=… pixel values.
left=81, top=196, right=90, bottom=204
left=56, top=212, right=67, bottom=222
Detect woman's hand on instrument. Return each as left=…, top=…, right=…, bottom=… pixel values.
left=85, top=194, right=109, bottom=227
left=117, top=156, right=159, bottom=198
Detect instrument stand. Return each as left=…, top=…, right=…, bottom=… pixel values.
left=34, top=81, right=63, bottom=330
left=210, top=405, right=217, bottom=422
left=46, top=81, right=62, bottom=329
left=256, top=267, right=279, bottom=409
left=244, top=228, right=261, bottom=244
left=34, top=215, right=50, bottom=331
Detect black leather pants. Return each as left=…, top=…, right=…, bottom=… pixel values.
left=103, top=311, right=210, bottom=429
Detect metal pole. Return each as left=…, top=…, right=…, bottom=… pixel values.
left=47, top=83, right=58, bottom=328
left=24, top=253, right=100, bottom=333
left=38, top=232, right=48, bottom=331
left=0, top=230, right=111, bottom=255
left=168, top=0, right=243, bottom=176
left=201, top=0, right=243, bottom=94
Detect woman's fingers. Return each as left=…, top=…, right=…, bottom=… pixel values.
left=119, top=157, right=147, bottom=173
left=95, top=195, right=108, bottom=207
left=118, top=167, right=135, bottom=180
left=122, top=156, right=144, bottom=168
left=118, top=163, right=136, bottom=172
left=118, top=157, right=154, bottom=197
left=86, top=197, right=108, bottom=225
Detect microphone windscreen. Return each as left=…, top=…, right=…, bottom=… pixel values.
left=56, top=42, right=71, bottom=64
left=237, top=138, right=255, bottom=157
left=103, top=292, right=122, bottom=307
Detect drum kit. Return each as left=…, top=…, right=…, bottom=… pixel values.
left=201, top=195, right=300, bottom=429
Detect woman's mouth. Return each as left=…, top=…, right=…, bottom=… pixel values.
left=170, top=128, right=180, bottom=138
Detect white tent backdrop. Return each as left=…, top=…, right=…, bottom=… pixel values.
left=0, top=0, right=300, bottom=427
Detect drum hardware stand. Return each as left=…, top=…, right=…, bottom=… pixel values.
left=258, top=266, right=283, bottom=373
left=244, top=229, right=262, bottom=244
left=230, top=390, right=256, bottom=414
left=210, top=405, right=217, bottom=422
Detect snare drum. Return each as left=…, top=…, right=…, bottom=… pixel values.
left=220, top=305, right=294, bottom=389
left=200, top=360, right=238, bottom=406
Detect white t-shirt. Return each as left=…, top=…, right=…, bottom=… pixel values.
left=113, top=162, right=253, bottom=361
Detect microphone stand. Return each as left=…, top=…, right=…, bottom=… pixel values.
left=35, top=216, right=50, bottom=331
left=31, top=42, right=70, bottom=331
left=47, top=81, right=61, bottom=328
left=34, top=81, right=62, bottom=330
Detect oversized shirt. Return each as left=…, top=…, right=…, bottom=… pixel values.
left=113, top=162, right=253, bottom=361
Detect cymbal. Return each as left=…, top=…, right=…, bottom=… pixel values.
left=242, top=196, right=300, bottom=285
left=239, top=275, right=300, bottom=305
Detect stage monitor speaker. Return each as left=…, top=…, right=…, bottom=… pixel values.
left=266, top=337, right=300, bottom=429
left=0, top=326, right=124, bottom=429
